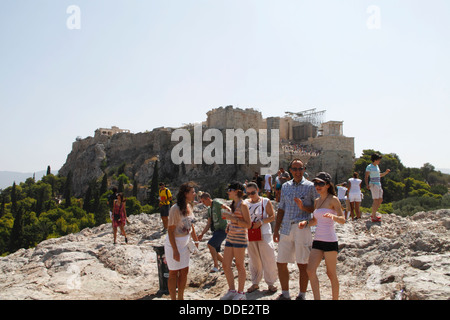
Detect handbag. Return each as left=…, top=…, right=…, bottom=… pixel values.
left=248, top=199, right=265, bottom=242
left=248, top=223, right=262, bottom=241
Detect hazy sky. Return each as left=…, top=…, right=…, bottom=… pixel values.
left=1, top=0, right=449, bottom=173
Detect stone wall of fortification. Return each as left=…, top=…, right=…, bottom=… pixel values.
left=206, top=106, right=265, bottom=131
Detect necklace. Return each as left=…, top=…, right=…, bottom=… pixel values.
left=250, top=196, right=261, bottom=204
left=316, top=194, right=330, bottom=209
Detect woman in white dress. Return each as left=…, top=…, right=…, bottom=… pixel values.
left=348, top=172, right=362, bottom=220
left=164, top=182, right=199, bottom=300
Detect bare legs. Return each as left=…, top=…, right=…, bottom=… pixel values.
left=223, top=246, right=246, bottom=293
left=168, top=267, right=189, bottom=300
left=306, top=249, right=339, bottom=300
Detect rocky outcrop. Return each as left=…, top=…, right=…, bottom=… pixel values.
left=1, top=207, right=448, bottom=300
left=59, top=127, right=354, bottom=203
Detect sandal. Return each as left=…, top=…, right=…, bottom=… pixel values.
left=247, top=284, right=259, bottom=293
left=268, top=285, right=278, bottom=293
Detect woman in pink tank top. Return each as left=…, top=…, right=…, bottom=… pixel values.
left=298, top=172, right=345, bottom=300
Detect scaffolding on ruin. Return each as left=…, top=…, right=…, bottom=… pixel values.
left=285, top=108, right=326, bottom=127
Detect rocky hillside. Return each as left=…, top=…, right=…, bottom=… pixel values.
left=1, top=206, right=448, bottom=300
left=58, top=128, right=354, bottom=202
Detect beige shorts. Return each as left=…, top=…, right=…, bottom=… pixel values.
left=370, top=184, right=383, bottom=199
left=277, top=223, right=312, bottom=264
left=348, top=193, right=362, bottom=202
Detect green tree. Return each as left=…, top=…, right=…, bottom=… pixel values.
left=8, top=207, right=24, bottom=253
left=100, top=174, right=108, bottom=196
left=64, top=171, right=73, bottom=208
left=125, top=197, right=143, bottom=216
left=148, top=160, right=159, bottom=206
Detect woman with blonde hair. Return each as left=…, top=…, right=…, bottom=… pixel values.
left=245, top=182, right=278, bottom=294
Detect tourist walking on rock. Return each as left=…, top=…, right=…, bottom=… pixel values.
left=220, top=181, right=251, bottom=301
left=365, top=153, right=390, bottom=222
left=164, top=182, right=199, bottom=300
left=159, top=183, right=172, bottom=232
left=273, top=159, right=317, bottom=300
left=112, top=193, right=128, bottom=244
left=108, top=187, right=118, bottom=221
left=244, top=182, right=278, bottom=294
left=198, top=192, right=228, bottom=273
left=298, top=172, right=345, bottom=300
left=348, top=172, right=362, bottom=220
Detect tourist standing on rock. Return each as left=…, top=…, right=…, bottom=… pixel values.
left=273, top=159, right=317, bottom=300
left=164, top=181, right=199, bottom=300
left=198, top=192, right=228, bottom=273
left=275, top=168, right=290, bottom=202
left=244, top=182, right=278, bottom=294
left=298, top=172, right=345, bottom=300
left=220, top=181, right=251, bottom=301
left=348, top=172, right=362, bottom=220
left=365, top=153, right=390, bottom=222
left=336, top=182, right=348, bottom=218
left=112, top=193, right=128, bottom=244
left=108, top=187, right=118, bottom=221
left=159, top=183, right=172, bottom=232
left=264, top=173, right=272, bottom=195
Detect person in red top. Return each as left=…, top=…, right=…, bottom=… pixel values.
left=112, top=193, right=128, bottom=244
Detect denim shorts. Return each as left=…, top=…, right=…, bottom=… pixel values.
left=225, top=241, right=248, bottom=249
left=208, top=229, right=227, bottom=252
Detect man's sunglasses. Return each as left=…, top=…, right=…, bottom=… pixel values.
left=291, top=167, right=305, bottom=171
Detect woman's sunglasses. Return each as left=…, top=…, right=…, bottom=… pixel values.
left=313, top=181, right=327, bottom=187
left=247, top=190, right=257, bottom=196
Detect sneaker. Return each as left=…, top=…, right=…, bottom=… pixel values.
left=210, top=267, right=220, bottom=273
left=295, top=293, right=306, bottom=300
left=275, top=293, right=291, bottom=300
left=220, top=290, right=237, bottom=300
left=233, top=292, right=247, bottom=300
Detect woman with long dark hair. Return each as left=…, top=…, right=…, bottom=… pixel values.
left=220, top=181, right=251, bottom=300
left=164, top=181, right=199, bottom=300
left=112, top=193, right=128, bottom=244
left=298, top=172, right=345, bottom=300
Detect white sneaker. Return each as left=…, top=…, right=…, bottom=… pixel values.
left=232, top=292, right=247, bottom=300
left=220, top=290, right=237, bottom=300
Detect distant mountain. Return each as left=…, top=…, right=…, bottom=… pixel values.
left=0, top=170, right=55, bottom=189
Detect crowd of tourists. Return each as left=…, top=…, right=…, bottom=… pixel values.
left=109, top=153, right=389, bottom=300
